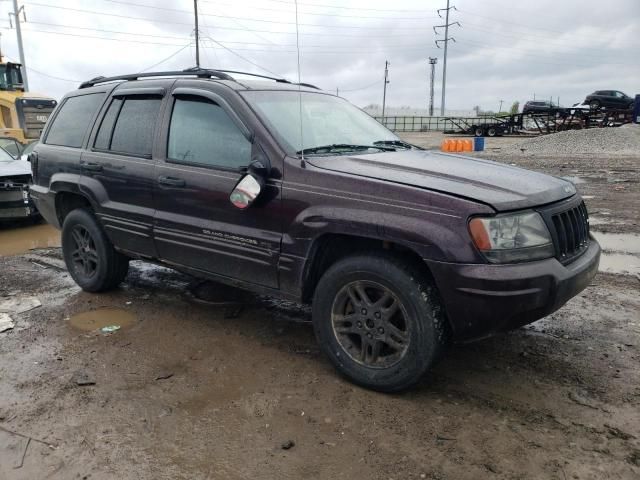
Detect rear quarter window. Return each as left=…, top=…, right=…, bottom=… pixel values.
left=45, top=93, right=105, bottom=148
left=95, top=96, right=161, bottom=157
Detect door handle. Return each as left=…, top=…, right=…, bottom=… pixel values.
left=158, top=175, right=185, bottom=187
left=81, top=162, right=103, bottom=172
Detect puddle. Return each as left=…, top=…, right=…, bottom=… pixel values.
left=561, top=176, right=587, bottom=184
left=588, top=216, right=627, bottom=226
left=592, top=232, right=640, bottom=255
left=68, top=308, right=136, bottom=332
left=592, top=231, right=640, bottom=276
left=0, top=222, right=60, bottom=256
left=598, top=253, right=640, bottom=277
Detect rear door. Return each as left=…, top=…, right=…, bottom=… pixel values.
left=152, top=85, right=282, bottom=288
left=80, top=85, right=168, bottom=256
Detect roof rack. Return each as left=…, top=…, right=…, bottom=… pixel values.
left=79, top=68, right=234, bottom=89
left=79, top=67, right=321, bottom=90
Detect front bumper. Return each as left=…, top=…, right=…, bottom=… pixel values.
left=0, top=184, right=38, bottom=219
left=427, top=239, right=600, bottom=341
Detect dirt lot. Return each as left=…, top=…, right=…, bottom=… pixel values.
left=1, top=132, right=639, bottom=479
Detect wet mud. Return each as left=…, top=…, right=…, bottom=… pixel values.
left=0, top=135, right=639, bottom=479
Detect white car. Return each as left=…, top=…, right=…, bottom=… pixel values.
left=0, top=143, right=38, bottom=220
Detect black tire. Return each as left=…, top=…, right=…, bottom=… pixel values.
left=312, top=253, right=448, bottom=392
left=61, top=209, right=129, bottom=292
left=486, top=127, right=497, bottom=137
left=629, top=102, right=635, bottom=111
left=473, top=127, right=484, bottom=137
left=589, top=100, right=600, bottom=109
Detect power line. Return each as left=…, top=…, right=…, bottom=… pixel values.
left=198, top=0, right=437, bottom=21
left=201, top=35, right=284, bottom=78
left=22, top=3, right=431, bottom=38
left=97, top=0, right=430, bottom=31
left=241, top=0, right=434, bottom=13
left=140, top=43, right=193, bottom=72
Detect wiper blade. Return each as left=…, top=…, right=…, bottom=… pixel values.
left=373, top=139, right=422, bottom=150
left=296, top=143, right=395, bottom=155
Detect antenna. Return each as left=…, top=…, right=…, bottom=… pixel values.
left=294, top=0, right=305, bottom=167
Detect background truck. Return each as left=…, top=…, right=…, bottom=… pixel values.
left=0, top=56, right=57, bottom=145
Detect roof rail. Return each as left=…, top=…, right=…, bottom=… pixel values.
left=78, top=68, right=234, bottom=89
left=79, top=67, right=321, bottom=91
left=192, top=69, right=320, bottom=89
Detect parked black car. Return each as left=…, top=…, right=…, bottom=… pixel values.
left=522, top=100, right=558, bottom=115
left=30, top=69, right=600, bottom=392
left=584, top=90, right=635, bottom=110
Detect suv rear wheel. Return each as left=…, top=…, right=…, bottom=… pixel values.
left=61, top=209, right=129, bottom=292
left=312, top=253, right=448, bottom=392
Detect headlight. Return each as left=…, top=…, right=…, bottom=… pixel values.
left=469, top=211, right=554, bottom=263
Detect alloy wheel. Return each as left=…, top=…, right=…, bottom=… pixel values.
left=70, top=225, right=99, bottom=278
left=331, top=280, right=410, bottom=368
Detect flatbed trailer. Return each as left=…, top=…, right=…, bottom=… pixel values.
left=443, top=107, right=634, bottom=137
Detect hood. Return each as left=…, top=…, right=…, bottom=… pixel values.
left=0, top=159, right=32, bottom=178
left=306, top=149, right=576, bottom=211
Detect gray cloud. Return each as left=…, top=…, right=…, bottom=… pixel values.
left=1, top=0, right=638, bottom=112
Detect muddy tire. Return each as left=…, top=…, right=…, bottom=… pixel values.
left=486, top=127, right=497, bottom=137
left=312, top=253, right=448, bottom=392
left=61, top=209, right=129, bottom=292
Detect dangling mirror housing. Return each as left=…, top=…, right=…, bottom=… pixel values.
left=230, top=174, right=264, bottom=209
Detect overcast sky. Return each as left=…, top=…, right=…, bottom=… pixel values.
left=1, top=0, right=638, bottom=113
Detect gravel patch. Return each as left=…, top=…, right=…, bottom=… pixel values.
left=500, top=123, right=640, bottom=156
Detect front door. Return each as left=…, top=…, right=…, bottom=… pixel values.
left=153, top=89, right=282, bottom=288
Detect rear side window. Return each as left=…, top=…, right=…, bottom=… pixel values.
left=94, top=95, right=161, bottom=157
left=45, top=93, right=105, bottom=148
left=167, top=96, right=251, bottom=169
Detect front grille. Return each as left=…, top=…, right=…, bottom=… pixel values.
left=22, top=105, right=55, bottom=139
left=0, top=174, right=31, bottom=187
left=16, top=98, right=58, bottom=139
left=551, top=201, right=590, bottom=263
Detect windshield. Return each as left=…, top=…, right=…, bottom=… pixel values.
left=242, top=91, right=399, bottom=154
left=0, top=64, right=24, bottom=90
left=0, top=145, right=16, bottom=162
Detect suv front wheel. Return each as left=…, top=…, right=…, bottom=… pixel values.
left=61, top=209, right=129, bottom=292
left=312, top=253, right=448, bottom=392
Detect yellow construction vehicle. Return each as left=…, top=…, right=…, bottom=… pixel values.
left=0, top=56, right=57, bottom=145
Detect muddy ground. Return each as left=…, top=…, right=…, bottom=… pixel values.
left=1, top=133, right=639, bottom=479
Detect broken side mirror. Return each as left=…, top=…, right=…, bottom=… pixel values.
left=230, top=174, right=264, bottom=210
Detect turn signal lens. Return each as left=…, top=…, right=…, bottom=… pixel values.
left=469, top=218, right=492, bottom=250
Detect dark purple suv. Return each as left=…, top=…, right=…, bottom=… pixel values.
left=29, top=69, right=600, bottom=392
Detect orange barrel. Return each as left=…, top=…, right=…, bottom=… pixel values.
left=455, top=140, right=464, bottom=152
left=464, top=139, right=473, bottom=151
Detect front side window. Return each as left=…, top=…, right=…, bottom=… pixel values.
left=168, top=96, right=251, bottom=169
left=45, top=93, right=105, bottom=148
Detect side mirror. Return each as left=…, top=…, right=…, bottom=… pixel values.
left=230, top=174, right=263, bottom=210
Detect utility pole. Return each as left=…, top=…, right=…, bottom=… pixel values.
left=498, top=99, right=504, bottom=113
left=434, top=0, right=459, bottom=116
left=381, top=60, right=389, bottom=121
left=193, top=0, right=200, bottom=68
left=428, top=57, right=437, bottom=116
left=9, top=0, right=28, bottom=90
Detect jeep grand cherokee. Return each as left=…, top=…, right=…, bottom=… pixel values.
left=29, top=69, right=600, bottom=392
